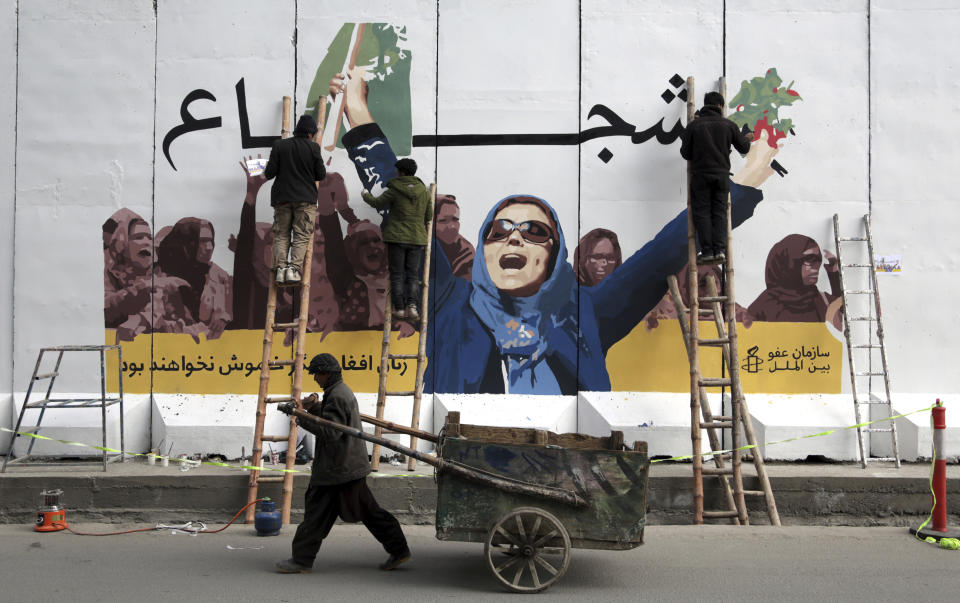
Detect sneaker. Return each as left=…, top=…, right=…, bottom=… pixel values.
left=392, top=307, right=406, bottom=320
left=379, top=550, right=411, bottom=571
left=284, top=265, right=302, bottom=284
left=696, top=253, right=714, bottom=264
left=713, top=251, right=726, bottom=263
left=275, top=267, right=287, bottom=284
left=275, top=558, right=311, bottom=574
left=406, top=304, right=420, bottom=322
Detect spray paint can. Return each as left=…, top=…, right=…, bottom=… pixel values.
left=35, top=489, right=66, bottom=532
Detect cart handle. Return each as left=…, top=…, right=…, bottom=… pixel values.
left=280, top=406, right=588, bottom=508
left=359, top=412, right=439, bottom=444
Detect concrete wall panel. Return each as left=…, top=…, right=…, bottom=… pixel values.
left=0, top=0, right=17, bottom=447
left=14, top=0, right=156, bottom=393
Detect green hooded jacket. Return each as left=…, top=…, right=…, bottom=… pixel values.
left=361, top=176, right=433, bottom=246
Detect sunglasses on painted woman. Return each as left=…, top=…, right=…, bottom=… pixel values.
left=484, top=219, right=553, bottom=245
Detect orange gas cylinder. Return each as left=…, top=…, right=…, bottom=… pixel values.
left=35, top=489, right=66, bottom=532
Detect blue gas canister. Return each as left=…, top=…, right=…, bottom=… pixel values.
left=254, top=499, right=282, bottom=536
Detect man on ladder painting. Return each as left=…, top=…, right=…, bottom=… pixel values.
left=361, top=158, right=433, bottom=321
left=262, top=114, right=327, bottom=284
left=679, top=92, right=753, bottom=263
left=275, top=353, right=411, bottom=574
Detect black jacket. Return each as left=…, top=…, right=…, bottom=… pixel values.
left=298, top=377, right=371, bottom=486
left=679, top=105, right=752, bottom=175
left=263, top=135, right=326, bottom=206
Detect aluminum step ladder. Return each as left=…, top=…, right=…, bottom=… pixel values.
left=245, top=96, right=315, bottom=524
left=370, top=184, right=436, bottom=471
left=2, top=345, right=124, bottom=473
left=668, top=75, right=779, bottom=525
left=832, top=213, right=900, bottom=468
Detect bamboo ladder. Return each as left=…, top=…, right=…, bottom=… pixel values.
left=245, top=96, right=317, bottom=524
left=667, top=76, right=780, bottom=525
left=369, top=184, right=436, bottom=472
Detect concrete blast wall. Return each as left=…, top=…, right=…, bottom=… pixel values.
left=3, top=0, right=958, bottom=461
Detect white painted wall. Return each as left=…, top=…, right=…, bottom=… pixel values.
left=0, top=0, right=16, bottom=451
left=2, top=1, right=957, bottom=462
left=871, top=0, right=960, bottom=397
left=14, top=0, right=157, bottom=391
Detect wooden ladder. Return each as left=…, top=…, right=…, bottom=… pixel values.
left=245, top=96, right=315, bottom=524
left=668, top=76, right=780, bottom=526
left=832, top=213, right=900, bottom=468
left=370, top=183, right=436, bottom=472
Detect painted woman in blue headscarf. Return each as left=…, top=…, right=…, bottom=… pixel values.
left=425, top=185, right=764, bottom=395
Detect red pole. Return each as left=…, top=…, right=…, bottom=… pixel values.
left=932, top=399, right=948, bottom=533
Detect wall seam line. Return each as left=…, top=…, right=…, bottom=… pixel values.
left=10, top=0, right=20, bottom=408
left=149, top=0, right=160, bottom=435
left=430, top=0, right=440, bottom=396
left=576, top=0, right=582, bottom=411
left=867, top=0, right=872, bottom=218
left=293, top=0, right=298, bottom=114
left=866, top=0, right=874, bottom=391
left=9, top=0, right=19, bottom=400
left=722, top=0, right=727, bottom=77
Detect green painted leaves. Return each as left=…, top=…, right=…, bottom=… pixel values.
left=728, top=68, right=802, bottom=147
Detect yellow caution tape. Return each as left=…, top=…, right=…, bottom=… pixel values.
left=0, top=403, right=937, bottom=472
left=0, top=428, right=308, bottom=474
left=649, top=404, right=936, bottom=463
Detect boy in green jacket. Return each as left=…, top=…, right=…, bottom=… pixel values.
left=361, top=158, right=433, bottom=321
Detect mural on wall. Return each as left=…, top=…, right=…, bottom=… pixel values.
left=102, top=19, right=841, bottom=397
left=424, top=185, right=763, bottom=395
left=747, top=234, right=842, bottom=329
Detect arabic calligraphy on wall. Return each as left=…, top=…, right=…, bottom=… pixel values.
left=741, top=344, right=832, bottom=375
left=106, top=329, right=417, bottom=395
left=606, top=320, right=842, bottom=394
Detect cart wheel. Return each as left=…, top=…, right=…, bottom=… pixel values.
left=484, top=506, right=571, bottom=593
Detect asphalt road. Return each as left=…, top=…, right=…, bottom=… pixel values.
left=1, top=522, right=955, bottom=602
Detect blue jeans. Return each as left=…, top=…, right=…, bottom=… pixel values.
left=387, top=243, right=424, bottom=310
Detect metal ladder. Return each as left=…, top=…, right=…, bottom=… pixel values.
left=2, top=345, right=124, bottom=473
left=832, top=213, right=900, bottom=468
left=668, top=76, right=779, bottom=525
left=245, top=96, right=315, bottom=524
left=370, top=183, right=436, bottom=472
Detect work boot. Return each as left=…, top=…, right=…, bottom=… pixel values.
left=284, top=265, right=302, bottom=284
left=406, top=304, right=420, bottom=322
left=275, top=558, right=311, bottom=574
left=379, top=549, right=411, bottom=571
left=275, top=267, right=287, bottom=284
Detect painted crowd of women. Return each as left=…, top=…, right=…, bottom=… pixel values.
left=575, top=228, right=843, bottom=332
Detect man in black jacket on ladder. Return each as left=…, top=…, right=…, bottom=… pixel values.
left=679, top=91, right=753, bottom=263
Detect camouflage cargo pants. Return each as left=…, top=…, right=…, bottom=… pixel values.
left=272, top=202, right=317, bottom=270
